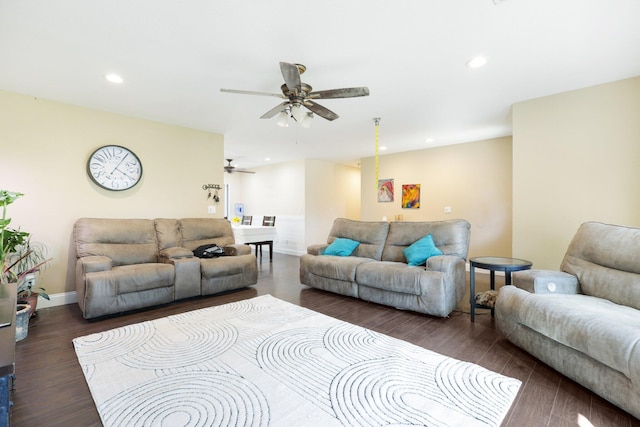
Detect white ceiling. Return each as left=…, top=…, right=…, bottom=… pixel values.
left=2, top=0, right=639, bottom=170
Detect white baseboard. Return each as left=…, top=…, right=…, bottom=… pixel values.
left=38, top=291, right=77, bottom=308
left=274, top=248, right=305, bottom=256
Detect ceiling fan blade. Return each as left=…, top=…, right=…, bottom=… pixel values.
left=304, top=100, right=339, bottom=121
left=220, top=88, right=285, bottom=98
left=236, top=169, right=256, bottom=174
left=260, top=101, right=290, bottom=119
left=308, top=87, right=370, bottom=99
left=279, top=62, right=302, bottom=94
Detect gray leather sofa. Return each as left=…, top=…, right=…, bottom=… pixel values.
left=300, top=218, right=471, bottom=317
left=496, top=221, right=640, bottom=419
left=74, top=218, right=257, bottom=319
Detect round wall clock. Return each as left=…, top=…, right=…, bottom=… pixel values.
left=87, top=145, right=143, bottom=191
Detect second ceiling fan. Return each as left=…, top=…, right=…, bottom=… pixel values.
left=221, top=62, right=369, bottom=124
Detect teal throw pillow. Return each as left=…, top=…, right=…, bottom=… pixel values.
left=323, top=238, right=360, bottom=256
left=403, top=234, right=443, bottom=266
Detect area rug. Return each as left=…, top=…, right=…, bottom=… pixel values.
left=73, top=294, right=521, bottom=427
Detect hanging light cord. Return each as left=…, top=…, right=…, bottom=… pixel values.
left=373, top=117, right=381, bottom=191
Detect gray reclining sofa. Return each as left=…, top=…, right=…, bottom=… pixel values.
left=496, top=221, right=640, bottom=419
left=74, top=217, right=257, bottom=319
left=300, top=218, right=471, bottom=317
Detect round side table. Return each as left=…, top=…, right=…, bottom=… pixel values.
left=469, top=256, right=532, bottom=322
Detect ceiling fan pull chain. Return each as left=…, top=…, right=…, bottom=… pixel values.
left=374, top=117, right=381, bottom=191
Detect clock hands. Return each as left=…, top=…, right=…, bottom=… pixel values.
left=115, top=166, right=138, bottom=181
left=109, top=152, right=129, bottom=175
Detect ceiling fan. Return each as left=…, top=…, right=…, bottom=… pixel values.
left=224, top=159, right=255, bottom=174
left=220, top=62, right=370, bottom=123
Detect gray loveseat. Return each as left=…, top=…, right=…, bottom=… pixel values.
left=496, top=221, right=640, bottom=419
left=300, top=218, right=471, bottom=317
left=74, top=218, right=257, bottom=319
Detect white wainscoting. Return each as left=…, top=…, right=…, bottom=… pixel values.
left=271, top=215, right=305, bottom=256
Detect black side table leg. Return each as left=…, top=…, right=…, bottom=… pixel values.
left=470, top=265, right=476, bottom=322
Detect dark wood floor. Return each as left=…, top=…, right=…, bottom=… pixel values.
left=11, top=253, right=640, bottom=427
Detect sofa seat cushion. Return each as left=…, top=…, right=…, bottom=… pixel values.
left=500, top=286, right=640, bottom=382
left=356, top=261, right=443, bottom=295
left=200, top=254, right=255, bottom=278
left=302, top=255, right=375, bottom=282
left=112, top=264, right=175, bottom=294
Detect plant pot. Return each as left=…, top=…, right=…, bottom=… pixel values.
left=18, top=293, right=39, bottom=317
left=15, top=303, right=31, bottom=342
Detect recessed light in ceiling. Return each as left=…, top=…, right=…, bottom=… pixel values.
left=466, top=56, right=487, bottom=68
left=426, top=138, right=435, bottom=143
left=380, top=146, right=387, bottom=151
left=105, top=73, right=124, bottom=84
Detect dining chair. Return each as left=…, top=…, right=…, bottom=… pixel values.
left=249, top=216, right=276, bottom=262
left=241, top=216, right=252, bottom=225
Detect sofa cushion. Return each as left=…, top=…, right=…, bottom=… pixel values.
left=179, top=218, right=236, bottom=251
left=155, top=218, right=182, bottom=250
left=356, top=261, right=445, bottom=295
left=302, top=254, right=374, bottom=283
left=199, top=253, right=254, bottom=278
left=75, top=218, right=158, bottom=266
left=381, top=219, right=470, bottom=262
left=403, top=234, right=442, bottom=266
left=560, top=222, right=640, bottom=310
left=326, top=218, right=389, bottom=260
left=323, top=238, right=360, bottom=256
left=500, top=286, right=640, bottom=382
left=86, top=263, right=175, bottom=294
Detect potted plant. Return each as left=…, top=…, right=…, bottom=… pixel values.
left=0, top=190, right=25, bottom=285
left=1, top=190, right=51, bottom=340
left=14, top=238, right=50, bottom=317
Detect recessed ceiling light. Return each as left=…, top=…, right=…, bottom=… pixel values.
left=425, top=138, right=435, bottom=143
left=466, top=56, right=487, bottom=68
left=105, top=73, right=124, bottom=84
left=380, top=146, right=387, bottom=151
left=265, top=157, right=270, bottom=161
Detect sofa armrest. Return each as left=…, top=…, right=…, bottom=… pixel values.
left=307, top=244, right=328, bottom=256
left=512, top=269, right=580, bottom=294
left=224, top=244, right=252, bottom=256
left=159, top=247, right=193, bottom=260
left=426, top=255, right=464, bottom=275
left=76, top=255, right=112, bottom=273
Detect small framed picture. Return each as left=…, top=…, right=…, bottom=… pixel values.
left=235, top=203, right=245, bottom=216
left=377, top=179, right=394, bottom=202
left=401, top=184, right=420, bottom=209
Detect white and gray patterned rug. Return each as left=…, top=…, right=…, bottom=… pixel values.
left=73, top=294, right=521, bottom=427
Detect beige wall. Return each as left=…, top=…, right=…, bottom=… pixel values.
left=0, top=90, right=224, bottom=299
left=224, top=159, right=360, bottom=253
left=513, top=76, right=640, bottom=269
left=304, top=159, right=361, bottom=245
left=224, top=159, right=306, bottom=219
left=360, top=137, right=513, bottom=259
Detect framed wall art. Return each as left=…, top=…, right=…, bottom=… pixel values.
left=401, top=184, right=420, bottom=209
left=377, top=179, right=394, bottom=202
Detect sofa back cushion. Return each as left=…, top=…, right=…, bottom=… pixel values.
left=381, top=219, right=471, bottom=262
left=561, top=221, right=640, bottom=310
left=74, top=218, right=158, bottom=266
left=179, top=218, right=236, bottom=251
left=327, top=218, right=390, bottom=260
left=155, top=218, right=182, bottom=250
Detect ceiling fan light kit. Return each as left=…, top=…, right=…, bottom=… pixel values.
left=221, top=62, right=369, bottom=127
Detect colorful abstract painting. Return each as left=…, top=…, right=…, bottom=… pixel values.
left=377, top=179, right=394, bottom=202
left=402, top=184, right=420, bottom=209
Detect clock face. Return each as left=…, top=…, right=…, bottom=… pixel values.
left=87, top=145, right=143, bottom=191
